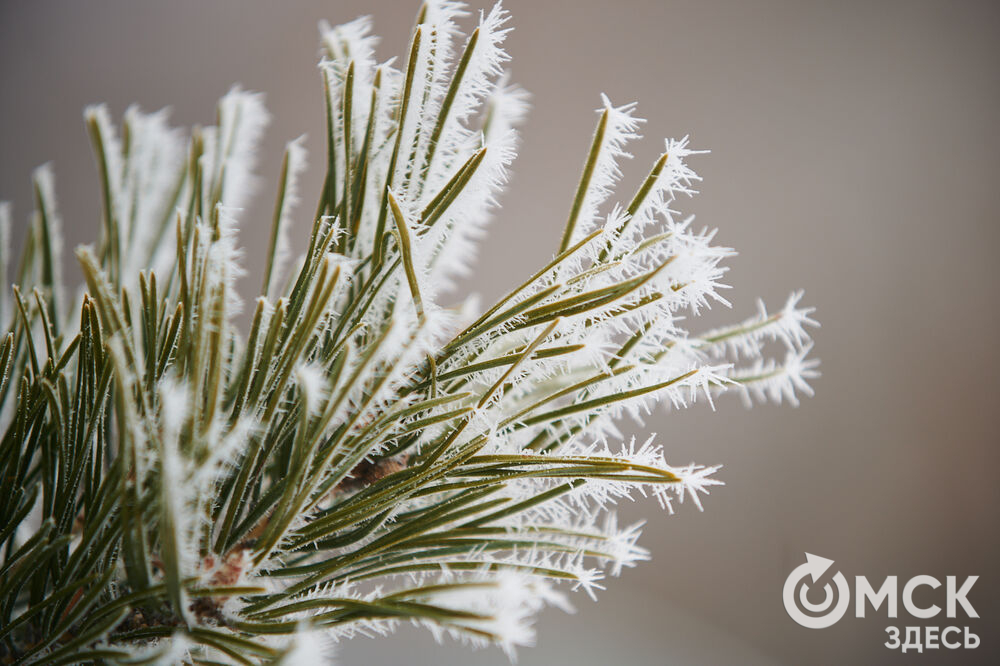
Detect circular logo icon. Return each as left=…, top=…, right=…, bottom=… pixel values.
left=783, top=553, right=850, bottom=629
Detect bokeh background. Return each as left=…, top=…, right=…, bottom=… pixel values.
left=1, top=0, right=998, bottom=663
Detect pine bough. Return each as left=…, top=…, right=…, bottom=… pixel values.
left=0, top=2, right=818, bottom=663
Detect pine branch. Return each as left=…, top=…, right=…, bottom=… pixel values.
left=0, top=2, right=818, bottom=663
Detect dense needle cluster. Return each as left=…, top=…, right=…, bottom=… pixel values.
left=0, top=2, right=818, bottom=663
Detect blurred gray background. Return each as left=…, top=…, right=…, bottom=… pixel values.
left=1, top=0, right=998, bottom=663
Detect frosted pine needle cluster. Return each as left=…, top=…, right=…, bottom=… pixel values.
left=0, top=2, right=818, bottom=663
